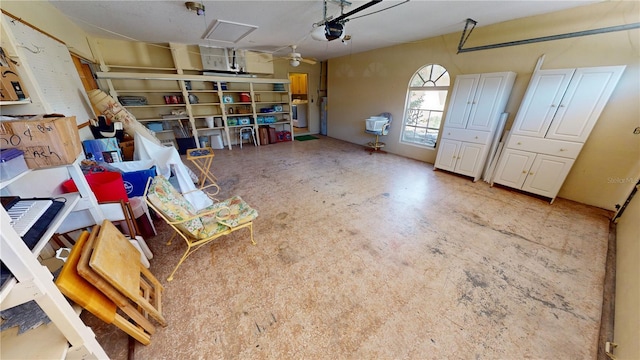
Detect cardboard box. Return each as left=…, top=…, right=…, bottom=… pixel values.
left=268, top=127, right=277, bottom=144
left=0, top=48, right=29, bottom=101
left=258, top=126, right=269, bottom=145
left=0, top=115, right=82, bottom=169
left=119, top=139, right=135, bottom=161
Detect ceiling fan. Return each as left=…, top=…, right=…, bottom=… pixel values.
left=284, top=45, right=317, bottom=67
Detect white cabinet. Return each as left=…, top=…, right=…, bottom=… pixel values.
left=509, top=69, right=574, bottom=138
left=444, top=76, right=479, bottom=129
left=434, top=71, right=516, bottom=181
left=435, top=139, right=486, bottom=177
left=493, top=65, right=625, bottom=202
left=493, top=149, right=574, bottom=197
left=434, top=139, right=460, bottom=171
left=521, top=154, right=574, bottom=197
left=0, top=158, right=107, bottom=359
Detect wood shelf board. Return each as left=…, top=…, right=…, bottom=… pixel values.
left=1, top=321, right=70, bottom=360
left=107, top=65, right=176, bottom=71
left=116, top=89, right=181, bottom=93
left=136, top=118, right=188, bottom=122
left=0, top=169, right=33, bottom=189
left=124, top=104, right=187, bottom=108
left=96, top=71, right=289, bottom=84
left=0, top=98, right=31, bottom=106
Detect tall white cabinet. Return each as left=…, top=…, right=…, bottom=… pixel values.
left=434, top=71, right=516, bottom=181
left=492, top=65, right=625, bottom=202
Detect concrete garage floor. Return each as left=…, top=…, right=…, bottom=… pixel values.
left=84, top=136, right=612, bottom=359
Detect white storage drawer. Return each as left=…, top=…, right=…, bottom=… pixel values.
left=441, top=128, right=490, bottom=144
left=507, top=135, right=582, bottom=158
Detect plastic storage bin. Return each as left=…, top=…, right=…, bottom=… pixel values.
left=0, top=148, right=29, bottom=181
left=176, top=137, right=197, bottom=155
left=109, top=160, right=157, bottom=197
left=210, top=134, right=224, bottom=149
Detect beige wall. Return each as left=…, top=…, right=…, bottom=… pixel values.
left=1, top=1, right=93, bottom=59
left=613, top=188, right=640, bottom=359
left=327, top=1, right=639, bottom=210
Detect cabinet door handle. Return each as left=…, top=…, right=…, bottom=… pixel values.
left=517, top=142, right=522, bottom=145
left=472, top=101, right=476, bottom=104
left=560, top=148, right=567, bottom=151
left=448, top=132, right=451, bottom=135
left=522, top=170, right=527, bottom=174
left=475, top=136, right=478, bottom=139
left=559, top=104, right=565, bottom=108
left=551, top=104, right=557, bottom=107
left=529, top=172, right=535, bottom=175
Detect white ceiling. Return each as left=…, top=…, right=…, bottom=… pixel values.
left=48, top=0, right=600, bottom=62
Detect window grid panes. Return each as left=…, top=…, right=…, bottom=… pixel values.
left=402, top=64, right=449, bottom=148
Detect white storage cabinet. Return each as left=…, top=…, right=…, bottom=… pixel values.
left=493, top=65, right=625, bottom=202
left=434, top=71, right=516, bottom=181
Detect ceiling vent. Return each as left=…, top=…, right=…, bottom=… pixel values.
left=203, top=20, right=258, bottom=43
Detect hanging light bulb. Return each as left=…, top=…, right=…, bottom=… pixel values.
left=290, top=59, right=300, bottom=67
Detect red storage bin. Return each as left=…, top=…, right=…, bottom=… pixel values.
left=61, top=170, right=128, bottom=203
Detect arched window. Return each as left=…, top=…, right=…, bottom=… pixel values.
left=400, top=64, right=449, bottom=148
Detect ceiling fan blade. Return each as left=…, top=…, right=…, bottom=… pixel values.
left=301, top=58, right=317, bottom=65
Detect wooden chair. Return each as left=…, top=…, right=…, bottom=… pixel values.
left=144, top=176, right=258, bottom=281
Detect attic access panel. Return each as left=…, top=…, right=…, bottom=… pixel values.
left=203, top=20, right=258, bottom=43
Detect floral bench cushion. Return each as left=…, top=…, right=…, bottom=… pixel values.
left=146, top=176, right=204, bottom=238
left=199, top=196, right=258, bottom=239
left=147, top=176, right=259, bottom=240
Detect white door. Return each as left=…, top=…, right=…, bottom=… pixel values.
left=510, top=69, right=575, bottom=138
left=443, top=75, right=479, bottom=129
left=546, top=66, right=625, bottom=143
left=521, top=154, right=574, bottom=198
left=466, top=73, right=507, bottom=131
left=434, top=139, right=461, bottom=171
left=455, top=142, right=485, bottom=179
left=492, top=148, right=536, bottom=189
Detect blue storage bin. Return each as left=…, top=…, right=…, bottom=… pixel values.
left=121, top=165, right=157, bottom=197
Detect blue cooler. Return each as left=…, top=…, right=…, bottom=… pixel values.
left=109, top=160, right=157, bottom=197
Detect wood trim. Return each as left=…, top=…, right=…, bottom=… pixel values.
left=78, top=121, right=91, bottom=129
left=1, top=10, right=66, bottom=45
